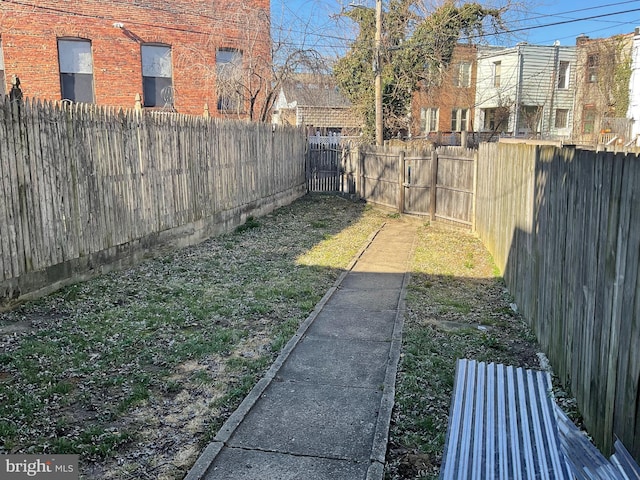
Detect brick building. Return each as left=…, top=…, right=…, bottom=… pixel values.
left=410, top=44, right=478, bottom=140
left=572, top=32, right=633, bottom=145
left=0, top=0, right=271, bottom=117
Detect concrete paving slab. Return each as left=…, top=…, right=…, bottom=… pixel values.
left=351, top=260, right=409, bottom=273
left=304, top=308, right=397, bottom=341
left=358, top=247, right=411, bottom=267
left=276, top=336, right=390, bottom=387
left=339, top=272, right=405, bottom=290
left=327, top=288, right=401, bottom=311
left=204, top=447, right=369, bottom=480
left=186, top=219, right=420, bottom=480
left=227, top=381, right=381, bottom=460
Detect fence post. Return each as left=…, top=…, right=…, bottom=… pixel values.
left=472, top=149, right=478, bottom=232
left=398, top=150, right=405, bottom=214
left=430, top=148, right=438, bottom=221
left=358, top=146, right=365, bottom=199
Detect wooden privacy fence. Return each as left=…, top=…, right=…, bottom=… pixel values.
left=0, top=97, right=306, bottom=304
left=475, top=141, right=640, bottom=463
left=357, top=145, right=476, bottom=226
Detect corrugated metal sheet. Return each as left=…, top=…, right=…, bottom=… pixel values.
left=611, top=439, right=640, bottom=480
left=440, top=359, right=572, bottom=479
left=555, top=405, right=640, bottom=480
left=440, top=359, right=640, bottom=479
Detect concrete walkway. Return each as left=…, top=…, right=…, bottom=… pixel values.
left=185, top=219, right=419, bottom=480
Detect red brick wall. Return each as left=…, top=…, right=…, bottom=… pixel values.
left=0, top=0, right=271, bottom=116
left=411, top=44, right=477, bottom=137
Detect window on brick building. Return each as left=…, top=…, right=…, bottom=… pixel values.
left=58, top=39, right=94, bottom=103
left=555, top=109, right=569, bottom=128
left=582, top=106, right=596, bottom=133
left=0, top=42, right=5, bottom=97
left=587, top=54, right=598, bottom=83
left=453, top=62, right=471, bottom=88
left=420, top=107, right=438, bottom=133
left=216, top=48, right=244, bottom=113
left=0, top=39, right=5, bottom=96
left=451, top=108, right=468, bottom=132
left=142, top=45, right=173, bottom=108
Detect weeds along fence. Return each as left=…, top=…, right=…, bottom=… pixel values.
left=0, top=97, right=306, bottom=305
left=475, top=141, right=640, bottom=462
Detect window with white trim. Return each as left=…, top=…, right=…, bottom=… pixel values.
left=453, top=62, right=471, bottom=88
left=451, top=108, right=468, bottom=132
left=557, top=61, right=570, bottom=89
left=555, top=109, right=569, bottom=128
left=420, top=107, right=439, bottom=133
left=493, top=61, right=501, bottom=87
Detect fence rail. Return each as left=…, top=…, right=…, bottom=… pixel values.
left=0, top=98, right=306, bottom=304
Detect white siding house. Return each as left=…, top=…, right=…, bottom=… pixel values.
left=474, top=43, right=577, bottom=139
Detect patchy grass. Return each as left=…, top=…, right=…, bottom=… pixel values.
left=0, top=194, right=387, bottom=479
left=385, top=223, right=544, bottom=480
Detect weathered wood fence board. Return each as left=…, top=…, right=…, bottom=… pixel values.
left=0, top=98, right=306, bottom=303
left=475, top=141, right=640, bottom=463
left=355, top=144, right=475, bottom=226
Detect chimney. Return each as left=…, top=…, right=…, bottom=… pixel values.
left=576, top=34, right=589, bottom=46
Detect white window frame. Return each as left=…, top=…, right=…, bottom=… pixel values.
left=555, top=109, right=569, bottom=128
left=451, top=108, right=468, bottom=132
left=557, top=61, right=570, bottom=89
left=420, top=107, right=439, bottom=133
left=453, top=62, right=471, bottom=88
left=493, top=61, right=501, bottom=88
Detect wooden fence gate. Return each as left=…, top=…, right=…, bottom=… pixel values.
left=307, top=142, right=476, bottom=227
left=360, top=145, right=476, bottom=227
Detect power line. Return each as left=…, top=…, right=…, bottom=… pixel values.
left=523, top=0, right=640, bottom=22
left=499, top=7, right=640, bottom=37
left=273, top=4, right=640, bottom=54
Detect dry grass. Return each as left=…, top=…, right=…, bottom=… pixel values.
left=385, top=222, right=548, bottom=480
left=0, top=197, right=579, bottom=480
left=0, top=194, right=388, bottom=479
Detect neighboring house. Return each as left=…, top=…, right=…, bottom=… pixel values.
left=410, top=44, right=478, bottom=142
left=573, top=33, right=634, bottom=146
left=629, top=28, right=640, bottom=144
left=474, top=43, right=577, bottom=140
left=0, top=0, right=271, bottom=117
left=272, top=74, right=362, bottom=135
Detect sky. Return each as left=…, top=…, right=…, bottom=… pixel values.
left=271, top=0, right=640, bottom=58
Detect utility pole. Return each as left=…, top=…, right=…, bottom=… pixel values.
left=374, top=0, right=383, bottom=146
